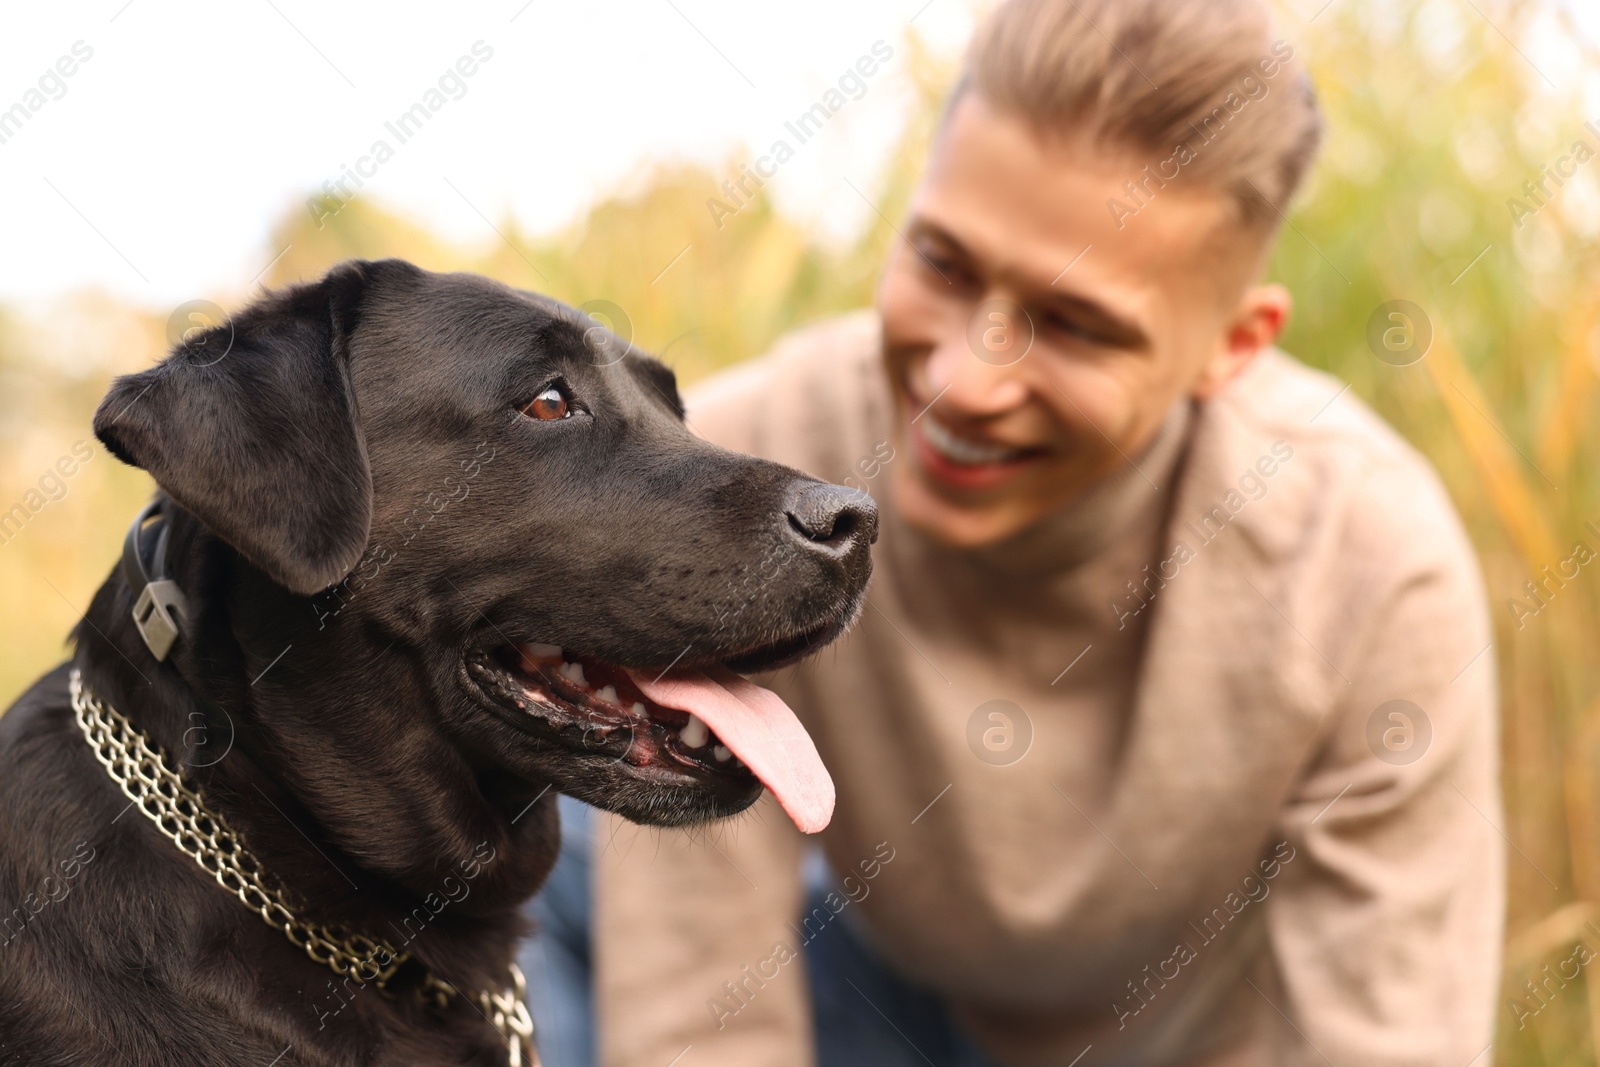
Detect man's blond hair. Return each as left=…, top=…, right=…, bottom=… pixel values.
left=961, top=0, right=1322, bottom=233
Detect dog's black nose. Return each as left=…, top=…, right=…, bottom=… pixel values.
left=785, top=482, right=879, bottom=556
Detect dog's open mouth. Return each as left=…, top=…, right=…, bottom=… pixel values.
left=466, top=640, right=836, bottom=832
left=485, top=643, right=750, bottom=773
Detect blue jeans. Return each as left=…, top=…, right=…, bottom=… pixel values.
left=518, top=798, right=995, bottom=1067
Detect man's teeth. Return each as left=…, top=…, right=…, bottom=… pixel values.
left=680, top=714, right=709, bottom=749
left=921, top=416, right=1027, bottom=466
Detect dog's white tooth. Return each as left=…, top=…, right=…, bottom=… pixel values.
left=712, top=745, right=731, bottom=762
left=680, top=714, right=709, bottom=749
left=631, top=702, right=647, bottom=716
left=521, top=642, right=562, bottom=659
left=560, top=662, right=588, bottom=687
left=596, top=685, right=618, bottom=704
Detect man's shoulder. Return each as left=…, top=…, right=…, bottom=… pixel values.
left=686, top=310, right=880, bottom=416
left=683, top=310, right=884, bottom=476
left=1170, top=350, right=1491, bottom=716
left=1209, top=348, right=1475, bottom=577
left=1222, top=348, right=1415, bottom=467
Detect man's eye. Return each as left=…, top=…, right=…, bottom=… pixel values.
left=1045, top=315, right=1102, bottom=344
left=520, top=385, right=570, bottom=421
left=911, top=244, right=976, bottom=288
left=916, top=247, right=958, bottom=276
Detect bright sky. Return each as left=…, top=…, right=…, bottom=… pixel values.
left=3, top=1, right=1595, bottom=310
left=0, top=1, right=974, bottom=308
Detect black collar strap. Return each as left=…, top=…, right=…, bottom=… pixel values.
left=123, top=501, right=189, bottom=661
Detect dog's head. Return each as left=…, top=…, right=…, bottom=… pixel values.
left=92, top=259, right=874, bottom=845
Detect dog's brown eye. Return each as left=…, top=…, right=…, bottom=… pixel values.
left=521, top=386, right=570, bottom=421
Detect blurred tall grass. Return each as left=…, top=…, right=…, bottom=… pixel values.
left=1, top=0, right=1597, bottom=1058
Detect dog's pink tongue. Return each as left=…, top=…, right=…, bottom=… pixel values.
left=628, top=667, right=835, bottom=834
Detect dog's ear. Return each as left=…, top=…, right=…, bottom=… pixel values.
left=93, top=260, right=382, bottom=596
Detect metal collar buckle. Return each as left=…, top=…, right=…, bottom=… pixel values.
left=123, top=501, right=189, bottom=661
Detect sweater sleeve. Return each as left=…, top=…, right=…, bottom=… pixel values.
left=1263, top=458, right=1504, bottom=1065
left=594, top=798, right=811, bottom=1067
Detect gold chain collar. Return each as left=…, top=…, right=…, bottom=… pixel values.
left=69, top=669, right=538, bottom=1066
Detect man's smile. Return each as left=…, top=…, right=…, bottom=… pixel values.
left=908, top=410, right=1048, bottom=494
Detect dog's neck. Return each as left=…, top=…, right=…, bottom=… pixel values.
left=72, top=504, right=560, bottom=984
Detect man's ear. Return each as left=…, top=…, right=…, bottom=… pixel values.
left=93, top=259, right=382, bottom=596
left=1191, top=283, right=1290, bottom=401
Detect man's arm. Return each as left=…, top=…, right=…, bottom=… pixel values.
left=594, top=796, right=812, bottom=1067
left=1265, top=462, right=1504, bottom=1064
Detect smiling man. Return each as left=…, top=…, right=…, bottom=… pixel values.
left=543, top=1, right=1504, bottom=1064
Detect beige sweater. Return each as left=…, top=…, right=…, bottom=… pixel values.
left=594, top=312, right=1503, bottom=1067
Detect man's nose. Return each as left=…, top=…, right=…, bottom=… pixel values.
left=922, top=330, right=1030, bottom=417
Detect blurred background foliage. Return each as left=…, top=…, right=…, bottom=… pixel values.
left=1, top=0, right=1598, bottom=1058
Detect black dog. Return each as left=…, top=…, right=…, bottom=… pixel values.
left=0, top=260, right=875, bottom=1065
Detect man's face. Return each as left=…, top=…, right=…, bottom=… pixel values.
left=877, top=92, right=1286, bottom=548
